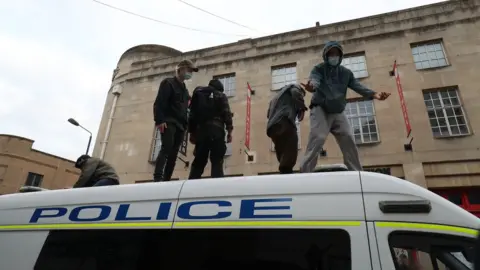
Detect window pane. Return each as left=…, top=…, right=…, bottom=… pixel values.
left=447, top=192, right=463, bottom=205
left=412, top=42, right=448, bottom=69
left=26, top=172, right=44, bottom=187
left=271, top=66, right=297, bottom=90
left=342, top=54, right=368, bottom=78
left=467, top=190, right=480, bottom=205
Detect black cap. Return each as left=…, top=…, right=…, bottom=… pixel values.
left=209, top=79, right=224, bottom=92
left=176, top=59, right=199, bottom=72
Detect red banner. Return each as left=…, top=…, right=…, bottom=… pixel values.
left=393, top=61, right=412, bottom=138
left=245, top=83, right=252, bottom=150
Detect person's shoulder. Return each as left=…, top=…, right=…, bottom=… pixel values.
left=338, top=64, right=353, bottom=73
left=311, top=63, right=325, bottom=72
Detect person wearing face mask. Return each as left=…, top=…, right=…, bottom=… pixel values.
left=153, top=59, right=198, bottom=182
left=300, top=41, right=391, bottom=172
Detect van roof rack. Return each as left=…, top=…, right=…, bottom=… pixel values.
left=314, top=164, right=349, bottom=172
left=18, top=186, right=49, bottom=193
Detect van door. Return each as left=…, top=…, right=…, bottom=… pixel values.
left=374, top=222, right=476, bottom=270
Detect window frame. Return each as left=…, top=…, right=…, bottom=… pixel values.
left=431, top=188, right=480, bottom=217
left=423, top=87, right=470, bottom=138
left=411, top=40, right=449, bottom=70
left=342, top=52, right=369, bottom=79
left=271, top=63, right=297, bottom=91
left=213, top=73, right=236, bottom=98
left=25, top=172, right=43, bottom=187
left=345, top=99, right=380, bottom=145
left=150, top=127, right=162, bottom=162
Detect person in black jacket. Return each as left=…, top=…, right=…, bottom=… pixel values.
left=188, top=79, right=233, bottom=179
left=153, top=60, right=198, bottom=182
left=73, top=155, right=120, bottom=188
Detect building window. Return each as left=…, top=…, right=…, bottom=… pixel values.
left=151, top=128, right=162, bottom=161
left=342, top=53, right=369, bottom=78
left=423, top=88, right=469, bottom=137
left=431, top=188, right=480, bottom=217
left=271, top=64, right=297, bottom=91
left=345, top=100, right=379, bottom=144
left=213, top=73, right=236, bottom=97
left=411, top=40, right=448, bottom=70
left=25, top=172, right=43, bottom=187
left=270, top=118, right=301, bottom=151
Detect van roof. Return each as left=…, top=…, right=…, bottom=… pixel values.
left=1, top=172, right=478, bottom=229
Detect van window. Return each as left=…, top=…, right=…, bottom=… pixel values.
left=388, top=231, right=475, bottom=270
left=35, top=228, right=351, bottom=270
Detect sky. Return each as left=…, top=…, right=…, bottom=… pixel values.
left=0, top=0, right=445, bottom=161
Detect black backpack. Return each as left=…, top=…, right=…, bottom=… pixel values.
left=190, top=86, right=222, bottom=124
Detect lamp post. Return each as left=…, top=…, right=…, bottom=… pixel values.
left=68, top=118, right=92, bottom=155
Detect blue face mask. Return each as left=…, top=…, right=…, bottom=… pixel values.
left=184, top=72, right=192, bottom=80
left=328, top=56, right=340, bottom=66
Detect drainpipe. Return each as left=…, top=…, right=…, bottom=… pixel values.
left=99, top=84, right=122, bottom=159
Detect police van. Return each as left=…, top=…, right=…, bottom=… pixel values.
left=0, top=168, right=478, bottom=270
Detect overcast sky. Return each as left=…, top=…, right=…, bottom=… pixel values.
left=0, top=0, right=444, bottom=161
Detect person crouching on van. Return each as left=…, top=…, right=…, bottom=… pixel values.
left=267, top=83, right=308, bottom=174
left=73, top=155, right=120, bottom=188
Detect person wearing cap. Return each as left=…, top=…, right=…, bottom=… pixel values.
left=153, top=59, right=199, bottom=182
left=300, top=41, right=391, bottom=172
left=73, top=155, right=120, bottom=188
left=187, top=79, right=233, bottom=179
left=267, top=83, right=308, bottom=174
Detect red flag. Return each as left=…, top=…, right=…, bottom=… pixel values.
left=245, top=83, right=252, bottom=150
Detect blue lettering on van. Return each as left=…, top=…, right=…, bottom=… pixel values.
left=28, top=198, right=293, bottom=223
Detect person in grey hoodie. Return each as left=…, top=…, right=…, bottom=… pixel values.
left=267, top=83, right=308, bottom=174
left=300, top=41, right=391, bottom=172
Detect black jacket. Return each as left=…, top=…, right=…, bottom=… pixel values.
left=73, top=157, right=119, bottom=188
left=153, top=77, right=190, bottom=131
left=188, top=86, right=233, bottom=135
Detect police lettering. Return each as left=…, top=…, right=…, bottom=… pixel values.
left=29, top=198, right=292, bottom=223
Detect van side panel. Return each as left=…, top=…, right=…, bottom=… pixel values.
left=176, top=172, right=365, bottom=223
left=0, top=231, right=49, bottom=270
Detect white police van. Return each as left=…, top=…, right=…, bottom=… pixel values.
left=0, top=167, right=478, bottom=270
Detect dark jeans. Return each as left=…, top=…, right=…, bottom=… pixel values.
left=154, top=123, right=185, bottom=182
left=93, top=178, right=119, bottom=186
left=188, top=129, right=227, bottom=180
left=269, top=118, right=298, bottom=174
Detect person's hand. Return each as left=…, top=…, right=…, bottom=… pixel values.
left=373, top=92, right=391, bottom=101
left=300, top=81, right=315, bottom=93
left=189, top=134, right=196, bottom=145
left=157, top=123, right=167, bottom=133
left=227, top=133, right=232, bottom=143
left=297, top=110, right=305, bottom=122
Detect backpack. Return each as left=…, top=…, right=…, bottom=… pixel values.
left=190, top=86, right=222, bottom=124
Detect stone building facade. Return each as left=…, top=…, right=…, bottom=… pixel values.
left=0, top=135, right=80, bottom=195
left=92, top=0, right=480, bottom=213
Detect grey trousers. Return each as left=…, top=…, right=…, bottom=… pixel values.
left=300, top=106, right=362, bottom=172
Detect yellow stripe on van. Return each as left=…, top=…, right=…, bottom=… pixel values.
left=173, top=221, right=362, bottom=227
left=0, top=222, right=172, bottom=231
left=0, top=220, right=361, bottom=231
left=376, top=222, right=478, bottom=236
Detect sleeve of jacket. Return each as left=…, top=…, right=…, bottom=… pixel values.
left=290, top=88, right=308, bottom=117
left=153, top=79, right=173, bottom=125
left=188, top=89, right=199, bottom=134
left=73, top=158, right=100, bottom=188
left=308, top=66, right=323, bottom=92
left=347, top=70, right=376, bottom=99
left=220, top=93, right=233, bottom=132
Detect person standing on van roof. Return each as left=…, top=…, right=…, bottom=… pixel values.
left=187, top=79, right=233, bottom=179
left=153, top=60, right=198, bottom=182
left=300, top=41, right=391, bottom=172
left=73, top=155, right=120, bottom=188
left=267, top=83, right=307, bottom=174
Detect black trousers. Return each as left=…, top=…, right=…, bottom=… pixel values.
left=269, top=118, right=298, bottom=174
left=154, top=123, right=185, bottom=182
left=188, top=132, right=227, bottom=180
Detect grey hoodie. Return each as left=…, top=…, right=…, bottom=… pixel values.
left=266, top=84, right=307, bottom=136
left=310, top=41, right=376, bottom=114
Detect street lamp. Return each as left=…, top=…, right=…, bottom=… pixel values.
left=68, top=118, right=92, bottom=155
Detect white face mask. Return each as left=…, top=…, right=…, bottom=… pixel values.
left=184, top=72, right=192, bottom=80
left=328, top=56, right=340, bottom=66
